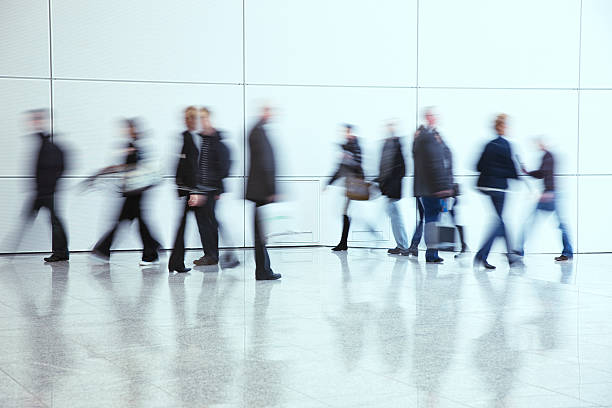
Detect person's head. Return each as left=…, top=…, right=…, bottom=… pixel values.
left=423, top=106, right=438, bottom=128
left=184, top=106, right=198, bottom=131
left=494, top=113, right=508, bottom=136
left=26, top=109, right=49, bottom=134
left=534, top=135, right=548, bottom=151
left=123, top=118, right=141, bottom=140
left=386, top=120, right=397, bottom=136
left=260, top=105, right=273, bottom=123
left=343, top=124, right=355, bottom=140
left=199, top=107, right=212, bottom=131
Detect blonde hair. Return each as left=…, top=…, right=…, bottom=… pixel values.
left=199, top=107, right=211, bottom=116
left=494, top=113, right=507, bottom=134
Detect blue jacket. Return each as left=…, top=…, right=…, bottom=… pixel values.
left=476, top=136, right=518, bottom=190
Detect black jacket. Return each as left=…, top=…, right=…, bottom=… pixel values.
left=412, top=126, right=451, bottom=197
left=526, top=150, right=555, bottom=192
left=175, top=130, right=230, bottom=196
left=378, top=136, right=406, bottom=199
left=476, top=136, right=518, bottom=190
left=329, top=138, right=365, bottom=185
left=246, top=120, right=276, bottom=203
left=35, top=133, right=65, bottom=197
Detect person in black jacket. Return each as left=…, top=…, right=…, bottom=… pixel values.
left=377, top=121, right=408, bottom=255
left=22, top=109, right=69, bottom=262
left=412, top=108, right=454, bottom=263
left=514, top=138, right=573, bottom=261
left=92, top=118, right=161, bottom=266
left=246, top=106, right=281, bottom=281
left=168, top=107, right=230, bottom=272
left=474, top=114, right=519, bottom=270
left=327, top=124, right=364, bottom=251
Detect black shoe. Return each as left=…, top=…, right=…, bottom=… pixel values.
left=169, top=266, right=191, bottom=273
left=474, top=257, right=496, bottom=270
left=406, top=246, right=418, bottom=257
left=331, top=244, right=347, bottom=251
left=256, top=273, right=281, bottom=281
left=387, top=247, right=402, bottom=255
left=554, top=255, right=572, bottom=262
left=193, top=256, right=219, bottom=266
left=454, top=246, right=469, bottom=259
left=44, top=254, right=69, bottom=262
left=507, top=253, right=522, bottom=266
left=426, top=257, right=444, bottom=264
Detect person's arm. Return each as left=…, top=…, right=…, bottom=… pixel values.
left=423, top=136, right=451, bottom=195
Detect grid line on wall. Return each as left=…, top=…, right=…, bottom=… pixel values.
left=47, top=0, right=54, bottom=138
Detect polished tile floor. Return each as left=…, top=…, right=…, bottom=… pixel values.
left=1, top=247, right=612, bottom=407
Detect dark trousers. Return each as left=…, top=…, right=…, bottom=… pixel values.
left=94, top=193, right=160, bottom=261
left=254, top=203, right=273, bottom=277
left=421, top=196, right=442, bottom=261
left=27, top=195, right=69, bottom=257
left=476, top=190, right=511, bottom=261
left=410, top=198, right=425, bottom=247
left=169, top=194, right=218, bottom=269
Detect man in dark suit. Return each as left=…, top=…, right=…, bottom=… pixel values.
left=474, top=113, right=519, bottom=270
left=378, top=121, right=408, bottom=255
left=246, top=106, right=281, bottom=281
left=25, top=109, right=70, bottom=262
left=412, top=108, right=453, bottom=263
left=168, top=106, right=230, bottom=272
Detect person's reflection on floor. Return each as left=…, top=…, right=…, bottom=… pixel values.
left=376, top=257, right=409, bottom=373
left=327, top=252, right=371, bottom=371
left=410, top=261, right=462, bottom=407
left=244, top=282, right=284, bottom=406
left=558, top=261, right=574, bottom=284
left=473, top=271, right=522, bottom=407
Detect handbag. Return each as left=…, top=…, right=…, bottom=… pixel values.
left=346, top=177, right=371, bottom=201
left=122, top=161, right=162, bottom=195
left=437, top=199, right=457, bottom=251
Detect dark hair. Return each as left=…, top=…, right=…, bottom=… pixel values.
left=27, top=108, right=48, bottom=118
left=344, top=123, right=354, bottom=131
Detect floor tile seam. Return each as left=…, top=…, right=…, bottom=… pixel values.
left=0, top=365, right=50, bottom=407
left=281, top=384, right=336, bottom=407
left=511, top=376, right=606, bottom=406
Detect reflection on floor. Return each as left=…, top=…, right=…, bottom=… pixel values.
left=1, top=247, right=612, bottom=407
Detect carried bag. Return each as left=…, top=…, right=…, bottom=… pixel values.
left=437, top=199, right=457, bottom=251
left=122, top=161, right=162, bottom=195
left=346, top=177, right=371, bottom=201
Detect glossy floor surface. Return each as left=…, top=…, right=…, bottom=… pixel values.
left=1, top=248, right=612, bottom=407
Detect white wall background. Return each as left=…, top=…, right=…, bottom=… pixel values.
left=1, top=0, right=610, bottom=254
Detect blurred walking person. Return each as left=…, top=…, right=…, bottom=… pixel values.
left=91, top=118, right=161, bottom=266
left=18, top=109, right=69, bottom=262
left=168, top=107, right=231, bottom=272
left=514, top=137, right=573, bottom=261
left=246, top=105, right=281, bottom=280
left=327, top=124, right=365, bottom=251
left=412, top=108, right=453, bottom=263
left=474, top=114, right=519, bottom=270
left=377, top=121, right=409, bottom=255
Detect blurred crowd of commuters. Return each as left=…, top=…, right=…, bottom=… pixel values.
left=13, top=105, right=573, bottom=279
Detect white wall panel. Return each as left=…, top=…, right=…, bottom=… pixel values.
left=52, top=80, right=244, bottom=177
left=0, top=0, right=49, bottom=77
left=245, top=0, right=417, bottom=86
left=52, top=0, right=243, bottom=82
left=580, top=0, right=612, bottom=88
left=578, top=91, right=612, bottom=175
left=577, top=176, right=612, bottom=253
left=418, top=0, right=580, bottom=88
left=418, top=89, right=578, bottom=176
left=0, top=79, right=51, bottom=176
left=245, top=86, right=417, bottom=178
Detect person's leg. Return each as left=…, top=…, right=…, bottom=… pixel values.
left=168, top=201, right=190, bottom=270
left=421, top=196, right=442, bottom=261
left=200, top=194, right=219, bottom=262
left=553, top=198, right=574, bottom=257
left=254, top=203, right=272, bottom=277
left=42, top=195, right=69, bottom=259
left=516, top=202, right=541, bottom=256
left=387, top=198, right=408, bottom=250
left=134, top=194, right=161, bottom=262
left=332, top=198, right=351, bottom=251
left=476, top=191, right=506, bottom=262
left=93, top=197, right=132, bottom=257
left=410, top=197, right=425, bottom=249
left=449, top=197, right=467, bottom=252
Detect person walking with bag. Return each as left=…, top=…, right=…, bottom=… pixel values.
left=326, top=124, right=365, bottom=252
left=412, top=108, right=453, bottom=263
